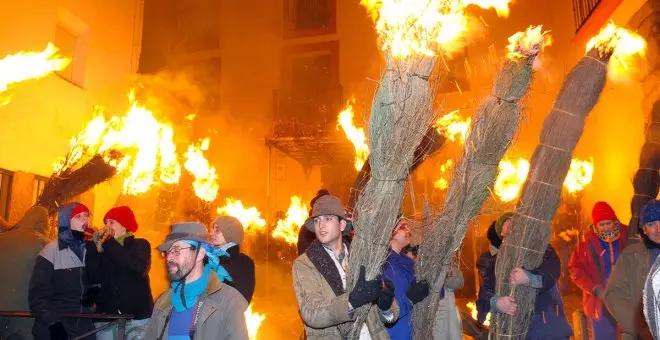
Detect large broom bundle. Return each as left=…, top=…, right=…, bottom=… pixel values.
left=412, top=27, right=547, bottom=338
left=492, top=48, right=612, bottom=340
left=346, top=55, right=439, bottom=337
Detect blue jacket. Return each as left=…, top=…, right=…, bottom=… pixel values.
left=476, top=249, right=497, bottom=324
left=383, top=250, right=415, bottom=340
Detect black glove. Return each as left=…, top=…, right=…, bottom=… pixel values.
left=81, top=286, right=101, bottom=307
left=349, top=266, right=382, bottom=308
left=406, top=280, right=430, bottom=304
left=49, top=321, right=68, bottom=340
left=377, top=278, right=395, bottom=311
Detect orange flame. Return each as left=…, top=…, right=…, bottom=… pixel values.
left=586, top=22, right=646, bottom=80
left=0, top=42, right=71, bottom=102
left=433, top=159, right=454, bottom=190
left=564, top=158, right=594, bottom=195
left=434, top=110, right=471, bottom=144
left=466, top=301, right=490, bottom=326
left=217, top=198, right=266, bottom=232
left=184, top=138, right=219, bottom=202
left=360, top=0, right=511, bottom=57
left=54, top=90, right=182, bottom=195
left=245, top=304, right=266, bottom=340
left=337, top=101, right=369, bottom=170
left=494, top=158, right=530, bottom=202
left=506, top=25, right=552, bottom=60
left=272, top=196, right=309, bottom=245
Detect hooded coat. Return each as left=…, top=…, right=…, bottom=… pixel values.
left=28, top=203, right=95, bottom=340
left=0, top=206, right=49, bottom=340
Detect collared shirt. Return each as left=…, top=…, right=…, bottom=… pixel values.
left=220, top=242, right=238, bottom=252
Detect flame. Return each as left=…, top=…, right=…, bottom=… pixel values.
left=434, top=110, right=471, bottom=144
left=466, top=301, right=490, bottom=326
left=337, top=101, right=369, bottom=170
left=184, top=138, right=220, bottom=202
left=506, top=25, right=552, bottom=60
left=0, top=43, right=71, bottom=99
left=360, top=0, right=511, bottom=58
left=272, top=195, right=309, bottom=245
left=564, top=158, right=594, bottom=195
left=53, top=90, right=182, bottom=195
left=586, top=22, right=646, bottom=79
left=217, top=198, right=266, bottom=232
left=244, top=304, right=266, bottom=340
left=494, top=158, right=530, bottom=202
left=433, top=159, right=454, bottom=190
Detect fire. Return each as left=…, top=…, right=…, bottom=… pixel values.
left=184, top=138, right=220, bottom=202
left=216, top=198, right=267, bottom=232
left=433, top=159, right=454, bottom=190
left=244, top=304, right=266, bottom=340
left=360, top=0, right=512, bottom=57
left=506, top=25, right=552, bottom=60
left=494, top=158, right=530, bottom=202
left=434, top=110, right=471, bottom=144
left=272, top=196, right=309, bottom=245
left=564, top=158, right=594, bottom=195
left=54, top=90, right=182, bottom=195
left=586, top=22, right=646, bottom=79
left=337, top=101, right=369, bottom=170
left=466, top=301, right=490, bottom=326
left=0, top=43, right=71, bottom=99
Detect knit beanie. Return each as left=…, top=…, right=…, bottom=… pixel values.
left=487, top=221, right=502, bottom=248
left=213, top=215, right=244, bottom=244
left=495, top=212, right=514, bottom=238
left=70, top=204, right=90, bottom=219
left=642, top=200, right=660, bottom=227
left=592, top=201, right=618, bottom=225
left=104, top=206, right=139, bottom=233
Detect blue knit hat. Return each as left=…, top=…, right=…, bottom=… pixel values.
left=641, top=200, right=660, bottom=226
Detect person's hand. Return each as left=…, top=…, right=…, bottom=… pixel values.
left=406, top=280, right=430, bottom=304
left=377, top=278, right=395, bottom=311
left=349, top=266, right=382, bottom=308
left=509, top=268, right=530, bottom=285
left=81, top=286, right=100, bottom=307
left=49, top=321, right=68, bottom=340
left=496, top=296, right=517, bottom=316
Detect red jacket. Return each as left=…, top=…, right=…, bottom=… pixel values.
left=569, top=225, right=628, bottom=319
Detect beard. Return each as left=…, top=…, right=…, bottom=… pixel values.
left=167, top=261, right=188, bottom=282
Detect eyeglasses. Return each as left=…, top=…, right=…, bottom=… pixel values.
left=160, top=246, right=195, bottom=258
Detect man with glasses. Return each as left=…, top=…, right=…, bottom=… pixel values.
left=145, top=222, right=248, bottom=340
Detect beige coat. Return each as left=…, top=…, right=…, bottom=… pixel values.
left=293, top=253, right=399, bottom=339
left=604, top=241, right=653, bottom=340
left=145, top=274, right=249, bottom=340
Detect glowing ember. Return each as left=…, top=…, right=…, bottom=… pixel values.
left=0, top=43, right=71, bottom=99
left=433, top=159, right=454, bottom=190
left=466, top=301, right=490, bottom=326
left=564, top=158, right=594, bottom=195
left=53, top=90, right=182, bottom=195
left=272, top=196, right=309, bottom=245
left=184, top=138, right=220, bottom=202
left=506, top=25, right=552, bottom=60
left=494, top=158, right=530, bottom=202
left=337, top=101, right=369, bottom=170
left=586, top=22, right=646, bottom=79
left=361, top=0, right=512, bottom=57
left=434, top=110, right=471, bottom=144
left=245, top=304, right=266, bottom=340
left=558, top=228, right=580, bottom=242
left=217, top=198, right=266, bottom=232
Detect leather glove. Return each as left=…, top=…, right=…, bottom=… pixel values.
left=349, top=266, right=382, bottom=308
left=377, top=278, right=396, bottom=311
left=406, top=280, right=430, bottom=304
left=81, top=286, right=100, bottom=307
left=92, top=227, right=114, bottom=253
left=49, top=321, right=68, bottom=340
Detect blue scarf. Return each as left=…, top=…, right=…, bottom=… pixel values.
left=182, top=241, right=233, bottom=283
left=171, top=265, right=211, bottom=312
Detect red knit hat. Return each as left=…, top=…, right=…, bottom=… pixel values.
left=70, top=204, right=90, bottom=219
left=592, top=201, right=618, bottom=225
left=104, top=206, right=138, bottom=233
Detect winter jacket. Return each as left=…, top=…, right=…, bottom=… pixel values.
left=524, top=246, right=573, bottom=340
left=476, top=248, right=497, bottom=324
left=604, top=240, right=654, bottom=340
left=293, top=241, right=399, bottom=339
left=0, top=206, right=49, bottom=340
left=221, top=244, right=256, bottom=303
left=383, top=250, right=415, bottom=340
left=569, top=226, right=628, bottom=319
left=144, top=273, right=249, bottom=340
left=28, top=203, right=95, bottom=340
left=84, top=235, right=154, bottom=319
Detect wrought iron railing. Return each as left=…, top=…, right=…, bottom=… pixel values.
left=0, top=311, right=134, bottom=340
left=573, top=0, right=603, bottom=32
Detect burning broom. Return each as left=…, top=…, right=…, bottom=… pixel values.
left=492, top=23, right=647, bottom=339
left=411, top=26, right=551, bottom=337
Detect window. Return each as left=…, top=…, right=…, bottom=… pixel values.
left=55, top=25, right=77, bottom=81
left=55, top=7, right=89, bottom=87
left=284, top=0, right=336, bottom=38
left=0, top=169, right=13, bottom=221
left=573, top=0, right=603, bottom=32
left=173, top=0, right=220, bottom=53
left=32, top=176, right=48, bottom=205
